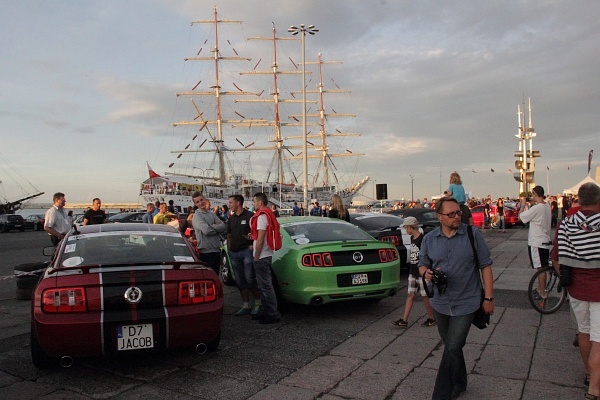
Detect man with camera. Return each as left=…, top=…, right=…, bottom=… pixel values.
left=420, top=197, right=494, bottom=400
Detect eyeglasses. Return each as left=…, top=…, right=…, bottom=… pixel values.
left=437, top=210, right=463, bottom=218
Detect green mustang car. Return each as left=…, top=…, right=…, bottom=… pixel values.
left=220, top=216, right=401, bottom=306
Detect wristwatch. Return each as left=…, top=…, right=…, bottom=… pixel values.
left=484, top=297, right=494, bottom=301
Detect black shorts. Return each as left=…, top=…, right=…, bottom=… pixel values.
left=528, top=246, right=549, bottom=269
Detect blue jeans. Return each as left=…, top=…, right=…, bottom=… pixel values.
left=253, top=257, right=280, bottom=319
left=432, top=311, right=475, bottom=400
left=229, top=247, right=256, bottom=290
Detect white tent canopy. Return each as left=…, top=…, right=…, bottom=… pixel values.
left=563, top=176, right=599, bottom=195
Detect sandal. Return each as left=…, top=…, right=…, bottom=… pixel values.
left=392, top=318, right=408, bottom=328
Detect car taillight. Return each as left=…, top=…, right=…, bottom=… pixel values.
left=179, top=281, right=217, bottom=304
left=379, top=248, right=398, bottom=263
left=381, top=235, right=400, bottom=246
left=42, top=287, right=87, bottom=313
left=302, top=253, right=333, bottom=267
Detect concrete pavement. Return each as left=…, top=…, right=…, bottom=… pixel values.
left=246, top=227, right=584, bottom=400
left=0, top=227, right=585, bottom=399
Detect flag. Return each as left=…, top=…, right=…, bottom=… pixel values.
left=546, top=166, right=549, bottom=171
left=589, top=150, right=594, bottom=174
left=490, top=168, right=495, bottom=173
left=147, top=162, right=160, bottom=179
left=508, top=169, right=513, bottom=173
left=472, top=169, right=476, bottom=173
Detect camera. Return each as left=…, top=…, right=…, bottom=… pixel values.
left=431, top=269, right=448, bottom=294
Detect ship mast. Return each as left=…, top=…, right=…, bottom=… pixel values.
left=288, top=53, right=363, bottom=187
left=236, top=24, right=317, bottom=185
left=171, top=6, right=260, bottom=184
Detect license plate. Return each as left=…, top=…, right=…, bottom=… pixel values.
left=351, top=273, right=369, bottom=285
left=117, top=324, right=154, bottom=351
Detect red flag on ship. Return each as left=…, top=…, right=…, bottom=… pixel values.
left=147, top=162, right=160, bottom=179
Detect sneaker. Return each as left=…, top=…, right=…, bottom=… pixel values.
left=422, top=318, right=436, bottom=327
left=234, top=307, right=251, bottom=316
left=392, top=318, right=408, bottom=328
left=251, top=304, right=262, bottom=315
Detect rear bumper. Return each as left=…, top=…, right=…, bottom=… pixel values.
left=32, top=302, right=223, bottom=357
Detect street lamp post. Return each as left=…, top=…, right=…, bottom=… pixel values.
left=410, top=175, right=414, bottom=202
left=288, top=24, right=318, bottom=213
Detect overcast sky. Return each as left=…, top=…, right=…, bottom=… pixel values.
left=1, top=0, right=598, bottom=206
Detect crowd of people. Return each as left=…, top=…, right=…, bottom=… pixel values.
left=42, top=172, right=599, bottom=399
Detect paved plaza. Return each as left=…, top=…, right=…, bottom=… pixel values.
left=0, top=228, right=585, bottom=399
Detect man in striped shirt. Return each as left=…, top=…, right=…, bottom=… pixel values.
left=554, top=182, right=600, bottom=399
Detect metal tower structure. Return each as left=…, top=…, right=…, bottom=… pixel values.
left=513, top=97, right=540, bottom=194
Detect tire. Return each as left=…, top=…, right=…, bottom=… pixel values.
left=206, top=331, right=221, bottom=352
left=34, top=224, right=41, bottom=231
left=219, top=252, right=235, bottom=286
left=528, top=266, right=567, bottom=314
left=14, top=261, right=49, bottom=274
left=16, top=276, right=39, bottom=290
left=31, top=324, right=56, bottom=369
left=16, top=287, right=33, bottom=300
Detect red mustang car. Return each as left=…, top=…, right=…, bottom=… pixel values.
left=470, top=205, right=520, bottom=228
left=31, top=223, right=223, bottom=368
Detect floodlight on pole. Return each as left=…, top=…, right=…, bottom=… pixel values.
left=288, top=24, right=318, bottom=212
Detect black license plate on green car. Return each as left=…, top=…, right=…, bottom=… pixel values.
left=337, top=271, right=381, bottom=287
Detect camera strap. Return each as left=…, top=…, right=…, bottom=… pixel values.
left=467, top=225, right=485, bottom=295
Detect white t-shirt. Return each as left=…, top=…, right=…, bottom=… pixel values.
left=253, top=214, right=274, bottom=259
left=520, top=202, right=552, bottom=248
left=44, top=206, right=72, bottom=235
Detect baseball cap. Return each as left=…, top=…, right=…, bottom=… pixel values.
left=532, top=185, right=545, bottom=198
left=400, top=216, right=419, bottom=228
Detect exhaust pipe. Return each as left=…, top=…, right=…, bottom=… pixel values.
left=195, top=343, right=207, bottom=354
left=389, top=289, right=397, bottom=297
left=60, top=356, right=73, bottom=368
left=310, top=296, right=323, bottom=305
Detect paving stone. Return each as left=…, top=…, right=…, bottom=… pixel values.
left=475, top=344, right=532, bottom=380
left=328, top=331, right=397, bottom=360
left=0, top=369, right=21, bottom=388
left=156, top=369, right=264, bottom=400
left=330, top=358, right=412, bottom=399
left=279, top=355, right=362, bottom=392
left=0, top=380, right=57, bottom=400
left=246, top=384, right=320, bottom=400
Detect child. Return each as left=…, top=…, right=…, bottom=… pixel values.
left=392, top=217, right=436, bottom=328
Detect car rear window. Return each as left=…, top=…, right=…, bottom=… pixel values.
left=282, top=220, right=374, bottom=244
left=60, top=231, right=195, bottom=267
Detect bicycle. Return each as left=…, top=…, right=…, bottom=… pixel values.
left=527, top=263, right=568, bottom=314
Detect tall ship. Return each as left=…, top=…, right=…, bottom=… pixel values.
left=140, top=7, right=369, bottom=212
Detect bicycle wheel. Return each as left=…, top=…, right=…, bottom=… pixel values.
left=527, top=266, right=567, bottom=314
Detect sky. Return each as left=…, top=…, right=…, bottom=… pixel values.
left=1, top=0, right=599, bottom=206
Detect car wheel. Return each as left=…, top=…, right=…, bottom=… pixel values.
left=1, top=225, right=8, bottom=233
left=206, top=331, right=221, bottom=352
left=14, top=261, right=49, bottom=276
left=219, top=253, right=235, bottom=286
left=16, top=276, right=39, bottom=290
left=16, top=287, right=33, bottom=300
left=20, top=227, right=25, bottom=232
left=31, top=324, right=56, bottom=369
left=34, top=223, right=40, bottom=231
